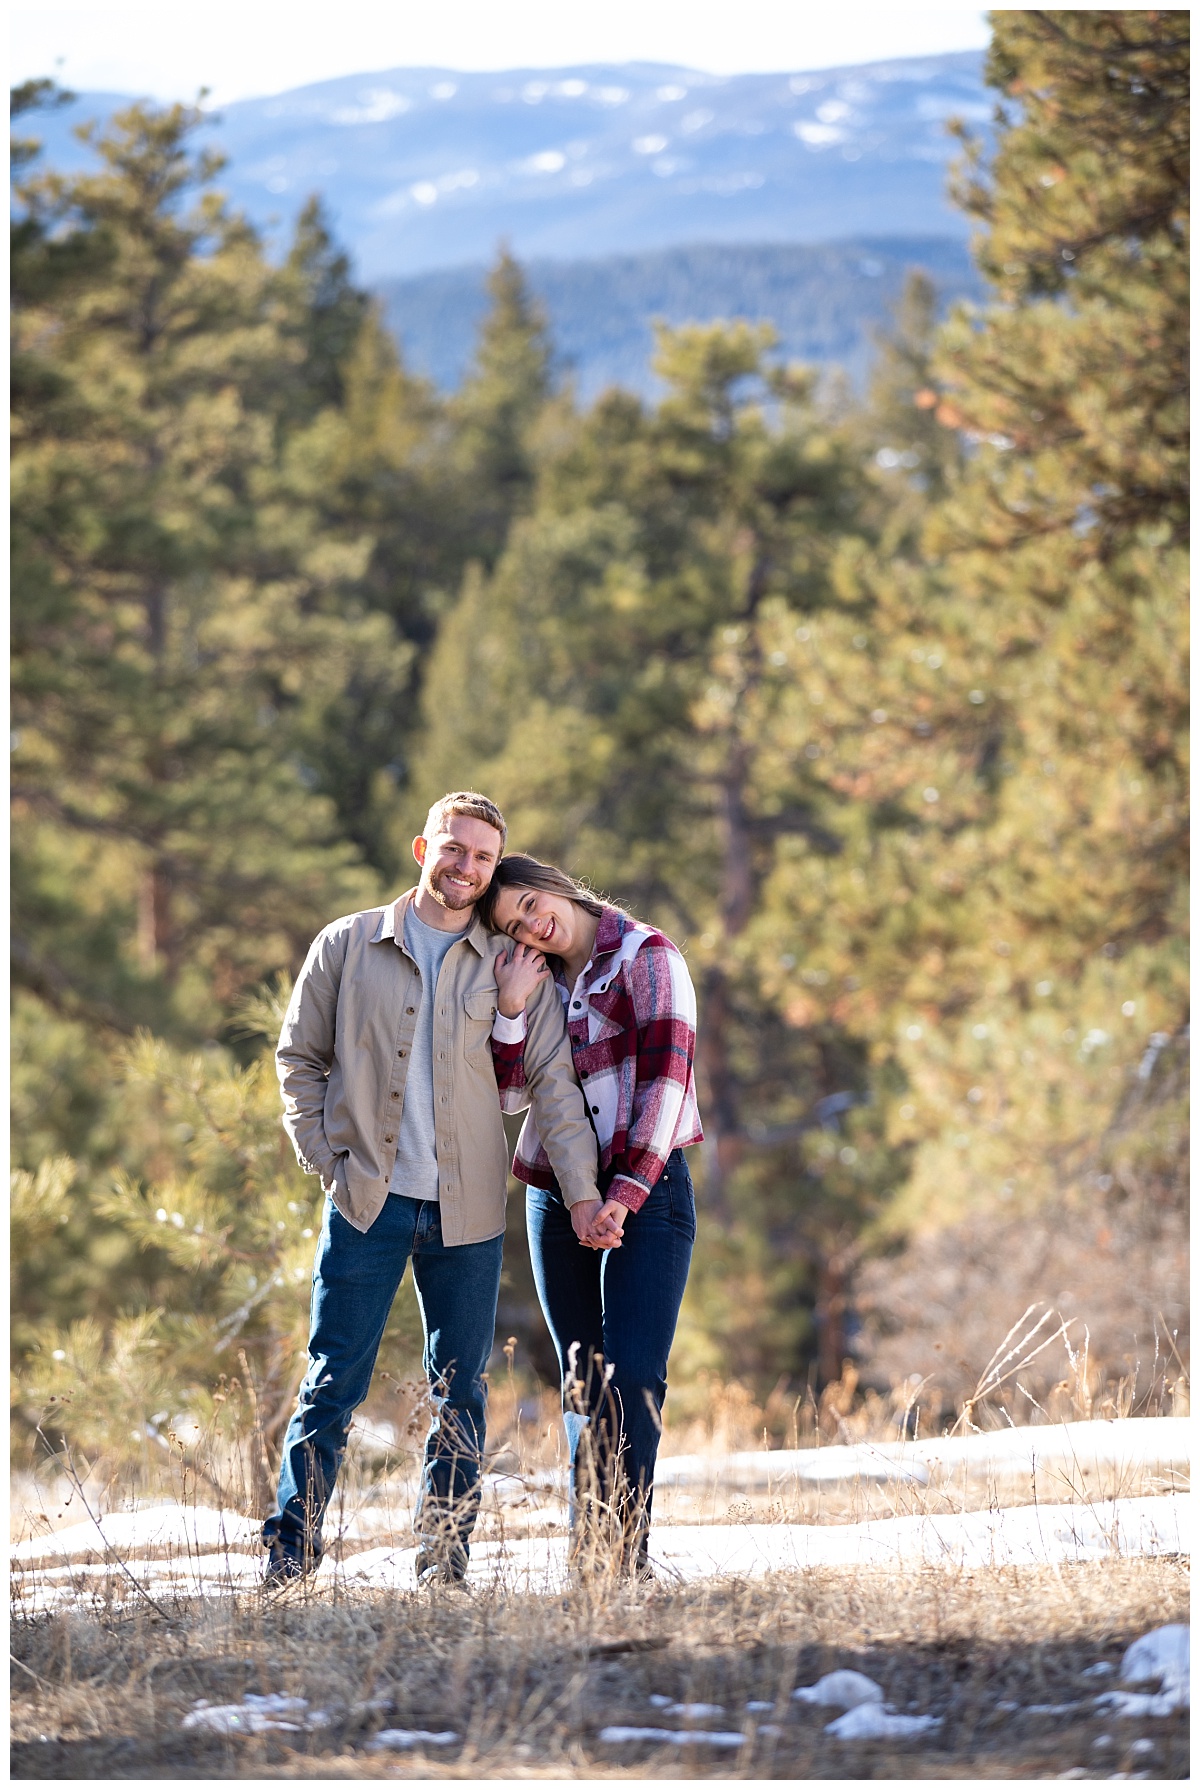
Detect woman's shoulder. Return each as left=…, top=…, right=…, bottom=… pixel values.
left=598, top=908, right=690, bottom=976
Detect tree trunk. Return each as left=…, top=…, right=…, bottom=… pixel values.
left=137, top=859, right=173, bottom=977
left=815, top=1248, right=851, bottom=1391
left=694, top=966, right=741, bottom=1214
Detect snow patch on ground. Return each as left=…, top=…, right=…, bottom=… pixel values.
left=655, top=1444, right=930, bottom=1487
left=825, top=1703, right=941, bottom=1740
left=1095, top=1623, right=1189, bottom=1717
left=367, top=1728, right=461, bottom=1750
left=655, top=1416, right=1189, bottom=1491
left=12, top=1503, right=260, bottom=1564
left=791, top=1667, right=940, bottom=1740
left=598, top=1725, right=746, bottom=1747
left=183, top=1693, right=331, bottom=1735
left=10, top=1419, right=1189, bottom=1613
left=792, top=1669, right=884, bottom=1708
left=11, top=1492, right=1189, bottom=1612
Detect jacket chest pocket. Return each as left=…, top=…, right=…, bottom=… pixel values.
left=463, top=988, right=498, bottom=1061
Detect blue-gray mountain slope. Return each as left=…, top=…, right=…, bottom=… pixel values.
left=29, top=52, right=990, bottom=281
left=378, top=237, right=982, bottom=399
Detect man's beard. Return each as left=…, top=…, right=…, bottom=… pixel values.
left=428, top=867, right=482, bottom=911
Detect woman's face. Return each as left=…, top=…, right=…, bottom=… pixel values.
left=492, top=886, right=581, bottom=957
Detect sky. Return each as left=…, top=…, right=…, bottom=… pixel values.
left=12, top=2, right=991, bottom=105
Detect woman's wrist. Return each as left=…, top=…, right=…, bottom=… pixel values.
left=497, top=998, right=527, bottom=1019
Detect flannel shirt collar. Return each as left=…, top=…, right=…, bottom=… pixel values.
left=590, top=904, right=629, bottom=963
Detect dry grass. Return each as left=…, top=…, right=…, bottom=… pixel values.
left=12, top=1328, right=1188, bottom=1574
left=10, top=1556, right=1189, bottom=1779
left=855, top=1192, right=1189, bottom=1433
left=11, top=1323, right=1189, bottom=1778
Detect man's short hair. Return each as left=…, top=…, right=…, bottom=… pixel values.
left=423, top=791, right=507, bottom=851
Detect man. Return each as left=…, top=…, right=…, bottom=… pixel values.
left=264, top=791, right=602, bottom=1588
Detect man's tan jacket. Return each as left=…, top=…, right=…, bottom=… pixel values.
left=277, top=888, right=599, bottom=1242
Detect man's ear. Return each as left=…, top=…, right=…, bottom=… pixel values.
left=412, top=835, right=428, bottom=869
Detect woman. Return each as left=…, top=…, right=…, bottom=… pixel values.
left=480, top=854, right=702, bottom=1580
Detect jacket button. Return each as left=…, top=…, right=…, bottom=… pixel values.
left=405, top=1007, right=415, bottom=1015
left=384, top=1134, right=395, bottom=1143
left=398, top=1048, right=407, bottom=1057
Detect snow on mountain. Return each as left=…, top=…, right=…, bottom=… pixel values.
left=24, top=53, right=990, bottom=280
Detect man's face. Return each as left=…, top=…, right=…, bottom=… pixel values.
left=413, top=816, right=503, bottom=913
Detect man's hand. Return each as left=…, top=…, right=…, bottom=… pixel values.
left=569, top=1198, right=628, bottom=1249
left=494, top=941, right=551, bottom=1018
left=569, top=1198, right=623, bottom=1250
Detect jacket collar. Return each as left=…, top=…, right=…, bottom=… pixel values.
left=370, top=886, right=488, bottom=957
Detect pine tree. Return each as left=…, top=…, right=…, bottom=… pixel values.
left=412, top=320, right=893, bottom=1381
left=278, top=195, right=370, bottom=420
left=448, top=248, right=555, bottom=566
left=9, top=96, right=404, bottom=1434
left=11, top=98, right=385, bottom=1036
left=855, top=270, right=966, bottom=542
left=753, top=10, right=1189, bottom=1237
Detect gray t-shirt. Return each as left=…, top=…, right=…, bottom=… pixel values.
left=388, top=907, right=461, bottom=1202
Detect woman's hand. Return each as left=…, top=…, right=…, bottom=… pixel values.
left=493, top=941, right=550, bottom=1018
left=569, top=1198, right=623, bottom=1250
left=588, top=1200, right=628, bottom=1248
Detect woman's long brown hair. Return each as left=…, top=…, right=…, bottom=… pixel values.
left=477, top=852, right=605, bottom=937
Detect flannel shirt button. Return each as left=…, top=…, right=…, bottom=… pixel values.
left=572, top=1000, right=582, bottom=1008
left=591, top=1105, right=599, bottom=1114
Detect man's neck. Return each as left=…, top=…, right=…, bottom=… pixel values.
left=411, top=884, right=475, bottom=934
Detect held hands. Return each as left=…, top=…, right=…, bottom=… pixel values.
left=494, top=941, right=550, bottom=1018
left=569, top=1197, right=629, bottom=1250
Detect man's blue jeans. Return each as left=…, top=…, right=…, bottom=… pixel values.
left=526, top=1149, right=696, bottom=1559
left=263, top=1191, right=503, bottom=1568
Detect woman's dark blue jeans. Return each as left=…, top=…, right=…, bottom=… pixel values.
left=526, top=1149, right=696, bottom=1562
left=263, top=1192, right=503, bottom=1571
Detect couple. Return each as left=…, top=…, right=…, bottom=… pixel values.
left=263, top=790, right=702, bottom=1588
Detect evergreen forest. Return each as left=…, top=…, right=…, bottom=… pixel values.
left=11, top=12, right=1189, bottom=1483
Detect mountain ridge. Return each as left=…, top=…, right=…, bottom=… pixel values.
left=24, top=50, right=990, bottom=281
left=377, top=235, right=982, bottom=398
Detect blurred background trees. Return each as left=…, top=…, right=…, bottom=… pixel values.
left=11, top=10, right=1189, bottom=1480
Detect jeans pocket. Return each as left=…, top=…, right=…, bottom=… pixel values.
left=667, top=1161, right=697, bottom=1240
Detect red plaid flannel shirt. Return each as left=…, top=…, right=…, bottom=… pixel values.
left=490, top=905, right=703, bottom=1212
